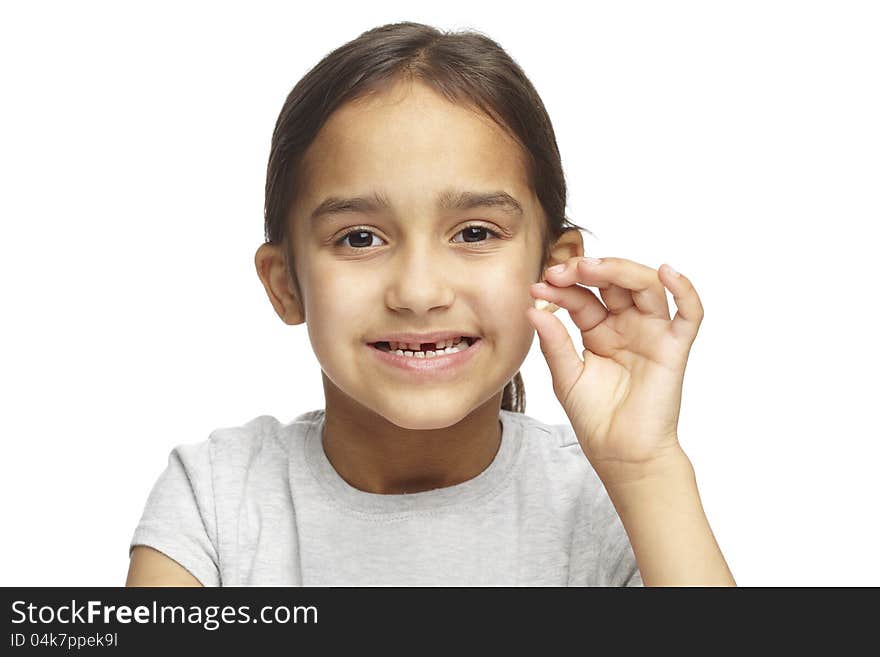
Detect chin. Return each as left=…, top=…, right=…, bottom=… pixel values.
left=372, top=397, right=475, bottom=432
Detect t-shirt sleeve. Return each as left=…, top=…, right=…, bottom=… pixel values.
left=591, top=481, right=644, bottom=587
left=129, top=440, right=221, bottom=587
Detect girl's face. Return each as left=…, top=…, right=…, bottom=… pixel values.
left=288, top=79, right=548, bottom=430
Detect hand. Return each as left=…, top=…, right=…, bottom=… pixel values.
left=525, top=257, right=704, bottom=483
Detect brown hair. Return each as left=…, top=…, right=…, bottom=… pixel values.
left=263, top=21, right=592, bottom=414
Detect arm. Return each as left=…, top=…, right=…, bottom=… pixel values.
left=128, top=441, right=221, bottom=586
left=126, top=545, right=205, bottom=587
left=528, top=257, right=730, bottom=586
left=601, top=447, right=736, bottom=587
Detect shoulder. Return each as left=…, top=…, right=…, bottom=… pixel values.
left=502, top=410, right=594, bottom=467
left=188, top=410, right=320, bottom=469
left=503, top=410, right=581, bottom=449
left=129, top=411, right=322, bottom=584
left=204, top=414, right=289, bottom=462
left=160, top=411, right=321, bottom=493
left=501, top=410, right=606, bottom=497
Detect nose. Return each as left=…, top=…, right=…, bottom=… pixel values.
left=383, top=241, right=456, bottom=314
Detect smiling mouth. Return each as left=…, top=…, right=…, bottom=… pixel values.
left=369, top=337, right=480, bottom=356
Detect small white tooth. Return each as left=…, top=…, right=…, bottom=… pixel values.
left=534, top=299, right=560, bottom=313
left=389, top=343, right=470, bottom=358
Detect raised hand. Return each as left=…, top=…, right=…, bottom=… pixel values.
left=525, top=256, right=704, bottom=484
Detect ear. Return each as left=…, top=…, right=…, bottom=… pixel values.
left=543, top=227, right=584, bottom=277
left=254, top=243, right=305, bottom=325
left=532, top=228, right=585, bottom=314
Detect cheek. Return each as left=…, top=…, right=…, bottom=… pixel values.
left=477, top=266, right=535, bottom=341
left=303, top=271, right=374, bottom=342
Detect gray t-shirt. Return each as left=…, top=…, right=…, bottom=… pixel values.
left=129, top=409, right=643, bottom=586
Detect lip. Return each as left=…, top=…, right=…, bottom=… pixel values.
left=366, top=337, right=482, bottom=377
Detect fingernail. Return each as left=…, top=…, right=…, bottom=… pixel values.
left=582, top=257, right=602, bottom=266
left=664, top=264, right=680, bottom=278
left=548, top=263, right=566, bottom=273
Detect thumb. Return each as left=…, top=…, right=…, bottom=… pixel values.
left=526, top=305, right=583, bottom=405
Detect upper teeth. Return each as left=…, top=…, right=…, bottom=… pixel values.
left=388, top=337, right=465, bottom=352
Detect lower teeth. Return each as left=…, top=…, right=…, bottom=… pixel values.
left=382, top=340, right=473, bottom=358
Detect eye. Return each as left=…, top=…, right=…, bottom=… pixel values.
left=451, top=224, right=503, bottom=244
left=335, top=228, right=383, bottom=249
left=334, top=224, right=503, bottom=250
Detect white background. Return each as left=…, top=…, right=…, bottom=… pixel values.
left=1, top=0, right=877, bottom=586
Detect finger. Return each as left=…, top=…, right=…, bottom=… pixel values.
left=659, top=264, right=704, bottom=341
left=525, top=304, right=583, bottom=405
left=544, top=257, right=671, bottom=318
left=529, top=281, right=620, bottom=347
left=541, top=257, right=630, bottom=314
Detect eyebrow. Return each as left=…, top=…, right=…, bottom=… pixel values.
left=308, top=189, right=524, bottom=224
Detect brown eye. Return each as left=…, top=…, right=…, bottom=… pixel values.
left=453, top=224, right=502, bottom=244
left=336, top=229, right=383, bottom=249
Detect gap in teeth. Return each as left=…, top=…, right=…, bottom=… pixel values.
left=387, top=336, right=472, bottom=357
left=391, top=337, right=464, bottom=351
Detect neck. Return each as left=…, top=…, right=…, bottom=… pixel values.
left=320, top=378, right=504, bottom=495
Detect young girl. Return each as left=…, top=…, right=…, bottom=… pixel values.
left=127, top=21, right=735, bottom=587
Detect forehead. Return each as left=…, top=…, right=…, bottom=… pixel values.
left=296, top=80, right=533, bottom=211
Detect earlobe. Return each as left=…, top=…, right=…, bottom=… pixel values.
left=254, top=243, right=305, bottom=325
